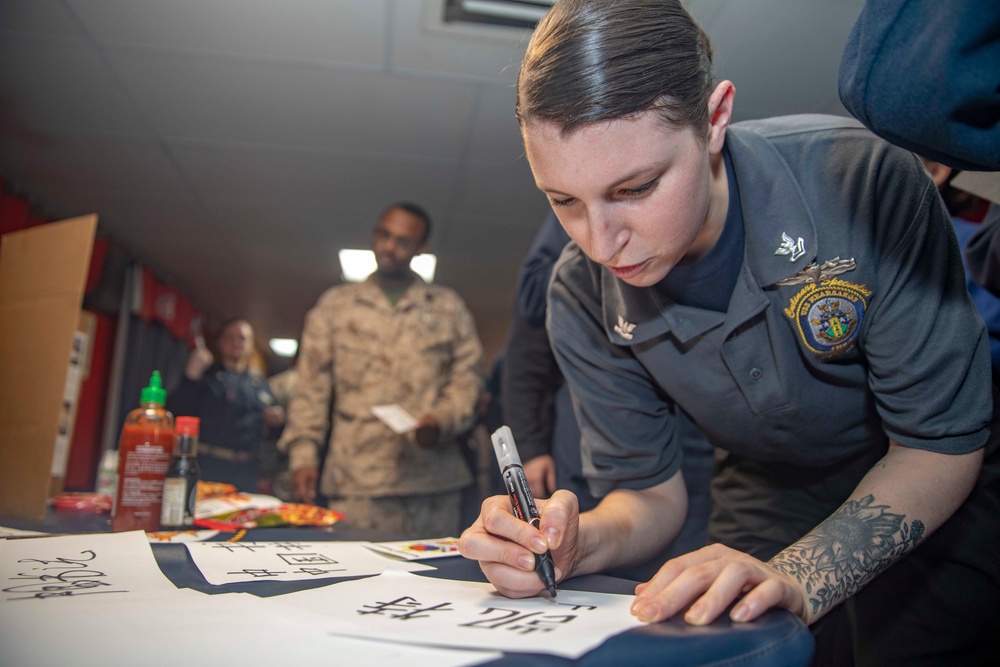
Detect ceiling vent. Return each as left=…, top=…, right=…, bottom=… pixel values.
left=443, top=0, right=555, bottom=30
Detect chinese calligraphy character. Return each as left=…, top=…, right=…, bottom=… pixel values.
left=357, top=596, right=454, bottom=620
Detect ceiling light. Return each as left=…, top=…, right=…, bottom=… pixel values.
left=338, top=249, right=437, bottom=283
left=444, top=0, right=553, bottom=28
left=269, top=338, right=299, bottom=357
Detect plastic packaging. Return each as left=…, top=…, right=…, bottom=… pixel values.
left=160, top=416, right=200, bottom=530
left=95, top=448, right=118, bottom=496
left=111, top=371, right=174, bottom=532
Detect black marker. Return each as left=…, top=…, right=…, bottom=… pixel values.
left=491, top=425, right=558, bottom=598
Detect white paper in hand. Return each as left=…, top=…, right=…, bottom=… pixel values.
left=371, top=405, right=418, bottom=434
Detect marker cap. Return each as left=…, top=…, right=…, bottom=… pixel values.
left=491, top=425, right=522, bottom=469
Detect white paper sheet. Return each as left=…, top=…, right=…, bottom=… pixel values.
left=0, top=530, right=183, bottom=602
left=0, top=525, right=49, bottom=539
left=1, top=585, right=500, bottom=667
left=371, top=404, right=419, bottom=433
left=266, top=569, right=645, bottom=658
left=0, top=533, right=498, bottom=667
left=184, top=540, right=433, bottom=585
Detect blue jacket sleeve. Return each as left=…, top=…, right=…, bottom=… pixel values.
left=838, top=0, right=1000, bottom=171
left=516, top=211, right=572, bottom=327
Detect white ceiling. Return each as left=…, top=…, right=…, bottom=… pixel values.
left=0, top=0, right=864, bottom=365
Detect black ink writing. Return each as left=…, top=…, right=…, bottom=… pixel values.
left=210, top=543, right=268, bottom=553
left=3, top=550, right=129, bottom=601
left=461, top=607, right=578, bottom=634
left=226, top=568, right=286, bottom=577
left=358, top=596, right=454, bottom=620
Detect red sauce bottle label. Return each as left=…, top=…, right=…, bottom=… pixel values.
left=111, top=422, right=173, bottom=532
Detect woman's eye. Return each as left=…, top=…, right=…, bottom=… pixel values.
left=620, top=179, right=658, bottom=197
left=549, top=196, right=575, bottom=207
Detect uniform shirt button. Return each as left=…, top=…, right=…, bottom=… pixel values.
left=749, top=367, right=763, bottom=380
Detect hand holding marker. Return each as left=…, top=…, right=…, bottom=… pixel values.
left=491, top=425, right=558, bottom=598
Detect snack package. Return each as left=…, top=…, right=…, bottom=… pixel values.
left=196, top=481, right=237, bottom=500
left=198, top=503, right=344, bottom=529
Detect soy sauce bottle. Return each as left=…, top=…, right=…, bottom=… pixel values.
left=159, top=416, right=200, bottom=530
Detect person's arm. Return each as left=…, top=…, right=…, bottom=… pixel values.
left=165, top=365, right=210, bottom=419
left=258, top=378, right=285, bottom=431
left=516, top=211, right=571, bottom=326
left=631, top=441, right=982, bottom=625
left=838, top=0, right=1000, bottom=171
left=502, top=313, right=562, bottom=495
left=277, top=300, right=335, bottom=504
left=417, top=295, right=483, bottom=447
left=965, top=204, right=1000, bottom=298
left=636, top=147, right=993, bottom=625
left=459, top=470, right=689, bottom=598
left=460, top=246, right=692, bottom=594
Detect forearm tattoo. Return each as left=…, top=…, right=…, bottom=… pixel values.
left=768, top=494, right=925, bottom=620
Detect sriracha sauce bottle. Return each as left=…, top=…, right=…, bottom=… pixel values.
left=111, top=371, right=174, bottom=532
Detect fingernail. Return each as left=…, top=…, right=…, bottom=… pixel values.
left=731, top=602, right=750, bottom=622
left=632, top=601, right=657, bottom=622
left=530, top=536, right=547, bottom=552
left=686, top=602, right=707, bottom=625
left=544, top=527, right=559, bottom=546
left=518, top=554, right=535, bottom=570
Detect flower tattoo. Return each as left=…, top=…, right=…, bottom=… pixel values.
left=769, top=495, right=925, bottom=618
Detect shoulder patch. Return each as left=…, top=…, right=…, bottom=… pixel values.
left=784, top=278, right=872, bottom=357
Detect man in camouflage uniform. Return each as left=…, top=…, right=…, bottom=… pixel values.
left=278, top=202, right=483, bottom=538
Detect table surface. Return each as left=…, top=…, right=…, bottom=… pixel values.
left=1, top=510, right=815, bottom=667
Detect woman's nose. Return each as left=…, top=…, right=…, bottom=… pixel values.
left=587, top=211, right=622, bottom=264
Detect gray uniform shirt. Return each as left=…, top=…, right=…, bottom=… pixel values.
left=279, top=274, right=482, bottom=498
left=549, top=115, right=991, bottom=504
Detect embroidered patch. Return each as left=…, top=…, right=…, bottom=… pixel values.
left=784, top=278, right=872, bottom=356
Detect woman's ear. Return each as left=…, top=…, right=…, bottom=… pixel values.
left=706, top=80, right=735, bottom=153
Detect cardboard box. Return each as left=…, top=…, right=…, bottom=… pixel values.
left=0, top=215, right=97, bottom=520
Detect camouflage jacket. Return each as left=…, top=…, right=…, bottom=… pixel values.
left=278, top=275, right=482, bottom=497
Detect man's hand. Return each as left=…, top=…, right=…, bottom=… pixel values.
left=263, top=405, right=286, bottom=428
left=414, top=414, right=440, bottom=449
left=291, top=466, right=318, bottom=505
left=523, top=454, right=557, bottom=499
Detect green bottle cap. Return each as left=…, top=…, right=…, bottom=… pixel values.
left=140, top=370, right=167, bottom=405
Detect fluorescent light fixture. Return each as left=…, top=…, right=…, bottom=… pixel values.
left=461, top=0, right=552, bottom=22
left=338, top=249, right=437, bottom=283
left=410, top=254, right=437, bottom=283
left=268, top=338, right=299, bottom=357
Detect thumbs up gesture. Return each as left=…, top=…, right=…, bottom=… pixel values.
left=184, top=334, right=215, bottom=381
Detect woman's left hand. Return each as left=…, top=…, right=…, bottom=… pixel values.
left=631, top=544, right=807, bottom=625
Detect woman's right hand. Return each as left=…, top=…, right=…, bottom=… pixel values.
left=459, top=490, right=581, bottom=598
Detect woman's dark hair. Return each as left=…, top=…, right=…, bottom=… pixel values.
left=517, top=0, right=715, bottom=138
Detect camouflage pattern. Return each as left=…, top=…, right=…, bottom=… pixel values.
left=327, top=490, right=462, bottom=538
left=278, top=275, right=482, bottom=499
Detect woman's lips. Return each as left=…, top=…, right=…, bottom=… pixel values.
left=607, top=260, right=648, bottom=280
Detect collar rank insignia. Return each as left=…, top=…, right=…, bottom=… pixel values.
left=775, top=232, right=806, bottom=262
left=614, top=315, right=636, bottom=341
left=775, top=257, right=856, bottom=286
